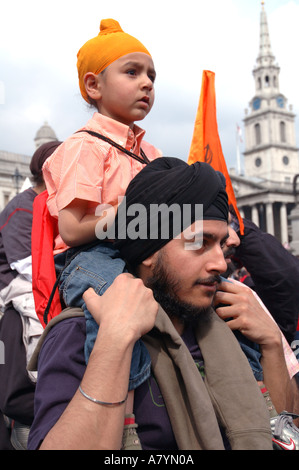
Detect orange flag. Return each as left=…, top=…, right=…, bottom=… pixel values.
left=188, top=70, right=244, bottom=235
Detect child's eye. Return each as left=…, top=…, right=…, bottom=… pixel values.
left=127, top=69, right=136, bottom=76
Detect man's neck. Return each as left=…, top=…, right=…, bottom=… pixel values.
left=32, top=183, right=46, bottom=195
left=171, top=317, right=185, bottom=335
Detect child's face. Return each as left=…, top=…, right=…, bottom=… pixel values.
left=95, top=52, right=156, bottom=127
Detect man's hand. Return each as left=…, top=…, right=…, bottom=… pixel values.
left=83, top=273, right=159, bottom=342
left=214, top=279, right=281, bottom=349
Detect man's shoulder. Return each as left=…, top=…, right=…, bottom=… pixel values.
left=43, top=314, right=86, bottom=349
left=0, top=189, right=35, bottom=225
left=30, top=312, right=86, bottom=373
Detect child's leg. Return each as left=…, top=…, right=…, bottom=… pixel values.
left=233, top=330, right=263, bottom=382
left=58, top=243, right=127, bottom=361
left=58, top=243, right=152, bottom=377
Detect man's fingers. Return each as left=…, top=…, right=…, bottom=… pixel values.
left=83, top=287, right=97, bottom=301
left=218, top=279, right=241, bottom=293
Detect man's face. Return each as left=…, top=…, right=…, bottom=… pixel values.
left=223, top=213, right=241, bottom=265
left=145, top=220, right=229, bottom=325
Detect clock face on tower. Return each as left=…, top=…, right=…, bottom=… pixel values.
left=276, top=96, right=284, bottom=108
left=253, top=98, right=261, bottom=110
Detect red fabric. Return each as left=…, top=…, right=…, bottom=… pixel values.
left=31, top=190, right=62, bottom=328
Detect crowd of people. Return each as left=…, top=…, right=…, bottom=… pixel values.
left=0, top=18, right=298, bottom=451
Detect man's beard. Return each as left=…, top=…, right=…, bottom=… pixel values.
left=146, top=253, right=216, bottom=327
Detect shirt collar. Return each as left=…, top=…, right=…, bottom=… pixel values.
left=91, top=113, right=146, bottom=152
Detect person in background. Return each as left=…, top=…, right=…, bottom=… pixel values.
left=0, top=140, right=62, bottom=450
left=228, top=212, right=299, bottom=346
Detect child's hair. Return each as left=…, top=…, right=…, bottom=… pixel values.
left=77, top=19, right=151, bottom=103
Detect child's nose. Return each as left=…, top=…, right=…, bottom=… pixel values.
left=141, top=74, right=153, bottom=90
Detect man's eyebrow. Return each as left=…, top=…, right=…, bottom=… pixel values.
left=201, top=231, right=229, bottom=244
left=183, top=230, right=229, bottom=244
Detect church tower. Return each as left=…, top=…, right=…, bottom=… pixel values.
left=243, top=1, right=299, bottom=183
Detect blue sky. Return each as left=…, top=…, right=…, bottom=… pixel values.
left=1, top=0, right=299, bottom=172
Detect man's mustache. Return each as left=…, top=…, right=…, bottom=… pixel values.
left=194, top=274, right=222, bottom=286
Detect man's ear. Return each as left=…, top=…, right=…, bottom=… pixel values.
left=141, top=252, right=158, bottom=269
left=138, top=251, right=160, bottom=282
left=83, top=72, right=101, bottom=101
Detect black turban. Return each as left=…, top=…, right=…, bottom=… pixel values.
left=113, top=157, right=228, bottom=267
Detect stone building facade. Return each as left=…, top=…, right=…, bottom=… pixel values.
left=0, top=122, right=58, bottom=211
left=231, top=2, right=299, bottom=249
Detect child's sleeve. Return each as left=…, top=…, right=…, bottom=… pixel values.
left=44, top=136, right=106, bottom=214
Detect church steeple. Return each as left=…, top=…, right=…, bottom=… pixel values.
left=253, top=1, right=280, bottom=97
left=243, top=1, right=299, bottom=183
left=257, top=1, right=275, bottom=67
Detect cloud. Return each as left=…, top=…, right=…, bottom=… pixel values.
left=1, top=0, right=299, bottom=172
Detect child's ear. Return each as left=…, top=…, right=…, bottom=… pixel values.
left=83, top=72, right=102, bottom=101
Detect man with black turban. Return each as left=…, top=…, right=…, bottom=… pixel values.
left=114, top=156, right=228, bottom=267
left=28, top=156, right=273, bottom=451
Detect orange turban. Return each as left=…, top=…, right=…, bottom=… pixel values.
left=77, top=19, right=151, bottom=103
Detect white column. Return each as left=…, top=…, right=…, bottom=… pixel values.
left=280, top=203, right=288, bottom=244
left=251, top=205, right=259, bottom=227
left=266, top=202, right=274, bottom=235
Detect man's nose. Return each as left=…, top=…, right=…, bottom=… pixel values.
left=206, top=245, right=228, bottom=274
left=226, top=225, right=240, bottom=249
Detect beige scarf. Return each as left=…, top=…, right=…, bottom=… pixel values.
left=143, top=307, right=272, bottom=450
left=29, top=307, right=272, bottom=450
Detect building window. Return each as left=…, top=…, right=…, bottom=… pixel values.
left=3, top=194, right=10, bottom=207
left=255, top=123, right=261, bottom=145
left=280, top=121, right=286, bottom=142
left=282, top=155, right=289, bottom=165
left=255, top=157, right=262, bottom=167
left=265, top=75, right=270, bottom=87
left=258, top=77, right=262, bottom=90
